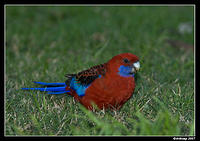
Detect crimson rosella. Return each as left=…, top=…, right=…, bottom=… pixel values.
left=22, top=53, right=140, bottom=110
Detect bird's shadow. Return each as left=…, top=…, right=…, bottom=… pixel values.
left=134, top=73, right=140, bottom=83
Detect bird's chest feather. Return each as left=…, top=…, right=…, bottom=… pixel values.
left=70, top=67, right=136, bottom=109
left=85, top=75, right=135, bottom=99
left=76, top=75, right=135, bottom=110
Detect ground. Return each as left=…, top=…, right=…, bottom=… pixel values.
left=5, top=6, right=194, bottom=135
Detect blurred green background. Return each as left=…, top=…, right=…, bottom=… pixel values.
left=6, top=6, right=194, bottom=136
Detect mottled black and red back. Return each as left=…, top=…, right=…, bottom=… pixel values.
left=65, top=63, right=106, bottom=86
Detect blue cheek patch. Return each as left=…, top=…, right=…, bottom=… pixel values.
left=118, top=65, right=134, bottom=77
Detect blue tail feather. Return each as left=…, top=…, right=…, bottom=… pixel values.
left=33, top=81, right=66, bottom=86
left=21, top=87, right=66, bottom=92
left=22, top=81, right=70, bottom=95
left=47, top=91, right=70, bottom=94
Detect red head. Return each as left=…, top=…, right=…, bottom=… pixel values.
left=106, top=53, right=140, bottom=77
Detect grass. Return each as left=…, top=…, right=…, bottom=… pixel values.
left=5, top=6, right=194, bottom=136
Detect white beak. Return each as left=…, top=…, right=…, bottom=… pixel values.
left=131, top=61, right=140, bottom=73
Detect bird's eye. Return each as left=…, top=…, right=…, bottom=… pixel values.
left=123, top=58, right=129, bottom=63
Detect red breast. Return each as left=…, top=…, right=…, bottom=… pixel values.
left=70, top=53, right=139, bottom=110
left=76, top=74, right=135, bottom=110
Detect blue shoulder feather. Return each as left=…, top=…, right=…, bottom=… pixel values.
left=69, top=77, right=90, bottom=97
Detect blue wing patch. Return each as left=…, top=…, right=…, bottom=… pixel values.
left=69, top=77, right=90, bottom=97
left=69, top=75, right=102, bottom=97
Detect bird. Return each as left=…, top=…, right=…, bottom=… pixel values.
left=22, top=53, right=140, bottom=111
